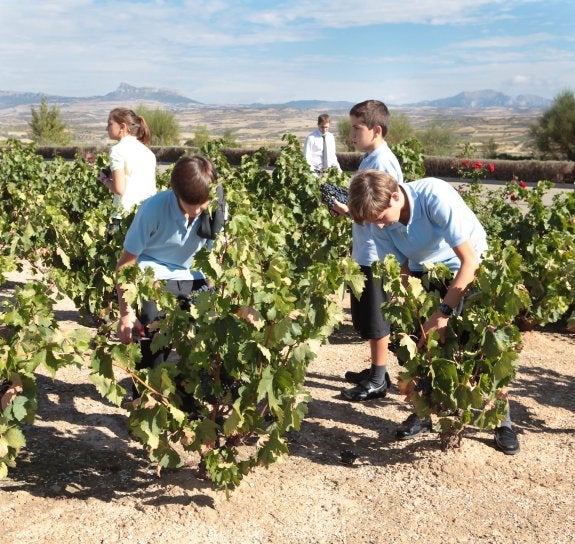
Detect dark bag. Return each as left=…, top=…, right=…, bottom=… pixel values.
left=320, top=182, right=348, bottom=209
left=198, top=185, right=225, bottom=240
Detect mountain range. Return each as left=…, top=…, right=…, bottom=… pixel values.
left=0, top=82, right=552, bottom=110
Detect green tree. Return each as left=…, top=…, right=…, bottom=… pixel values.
left=416, top=120, right=458, bottom=156
left=29, top=97, right=71, bottom=145
left=336, top=118, right=354, bottom=151
left=482, top=138, right=498, bottom=159
left=221, top=128, right=239, bottom=148
left=530, top=90, right=575, bottom=160
left=387, top=112, right=414, bottom=145
left=134, top=105, right=180, bottom=146
left=185, top=125, right=211, bottom=148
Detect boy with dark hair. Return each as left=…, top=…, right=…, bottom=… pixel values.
left=330, top=100, right=403, bottom=402
left=346, top=169, right=520, bottom=454
left=115, top=155, right=224, bottom=376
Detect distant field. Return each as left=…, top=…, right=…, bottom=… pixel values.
left=0, top=100, right=542, bottom=156
left=396, top=106, right=541, bottom=157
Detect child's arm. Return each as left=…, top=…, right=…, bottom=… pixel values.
left=115, top=250, right=142, bottom=344
left=419, top=240, right=479, bottom=346
left=101, top=167, right=126, bottom=196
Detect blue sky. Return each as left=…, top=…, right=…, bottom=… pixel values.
left=1, top=0, right=574, bottom=105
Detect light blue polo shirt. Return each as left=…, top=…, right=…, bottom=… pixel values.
left=123, top=189, right=207, bottom=281
left=371, top=177, right=488, bottom=272
left=352, top=143, right=404, bottom=266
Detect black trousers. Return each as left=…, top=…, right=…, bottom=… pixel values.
left=137, top=278, right=208, bottom=370
left=350, top=265, right=390, bottom=339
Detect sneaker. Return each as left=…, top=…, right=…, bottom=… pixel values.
left=395, top=413, right=432, bottom=440
left=344, top=369, right=392, bottom=388
left=344, top=368, right=370, bottom=384
left=341, top=379, right=388, bottom=402
left=494, top=426, right=520, bottom=455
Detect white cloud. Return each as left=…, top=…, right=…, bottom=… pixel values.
left=0, top=0, right=573, bottom=102
left=248, top=0, right=538, bottom=28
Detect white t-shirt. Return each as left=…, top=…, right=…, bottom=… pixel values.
left=303, top=129, right=341, bottom=172
left=109, top=135, right=157, bottom=215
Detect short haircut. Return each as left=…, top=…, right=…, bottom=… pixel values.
left=348, top=169, right=399, bottom=223
left=170, top=155, right=216, bottom=205
left=349, top=100, right=390, bottom=138
left=317, top=113, right=330, bottom=125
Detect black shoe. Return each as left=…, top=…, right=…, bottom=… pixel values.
left=395, top=413, right=432, bottom=440
left=494, top=426, right=520, bottom=455
left=344, top=369, right=392, bottom=389
left=342, top=379, right=388, bottom=402
left=344, top=368, right=370, bottom=384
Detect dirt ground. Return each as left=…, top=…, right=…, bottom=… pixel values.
left=1, top=271, right=574, bottom=544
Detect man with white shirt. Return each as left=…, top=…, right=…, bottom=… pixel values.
left=304, top=113, right=341, bottom=174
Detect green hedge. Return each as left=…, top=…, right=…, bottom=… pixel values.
left=8, top=146, right=575, bottom=184
left=424, top=156, right=575, bottom=184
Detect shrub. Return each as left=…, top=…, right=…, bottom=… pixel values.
left=134, top=105, right=181, bottom=146
left=29, top=97, right=71, bottom=146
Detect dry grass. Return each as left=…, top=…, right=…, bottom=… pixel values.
left=0, top=100, right=541, bottom=156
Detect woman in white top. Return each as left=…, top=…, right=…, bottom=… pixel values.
left=100, top=108, right=157, bottom=220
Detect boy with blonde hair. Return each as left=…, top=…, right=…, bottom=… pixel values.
left=345, top=169, right=519, bottom=454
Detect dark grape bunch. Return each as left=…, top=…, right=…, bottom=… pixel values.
left=320, top=182, right=348, bottom=209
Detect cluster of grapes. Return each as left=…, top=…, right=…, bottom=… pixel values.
left=176, top=366, right=241, bottom=417
left=320, top=182, right=348, bottom=209
left=414, top=376, right=433, bottom=400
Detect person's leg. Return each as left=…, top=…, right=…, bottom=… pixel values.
left=394, top=270, right=441, bottom=439
left=343, top=265, right=392, bottom=401
left=137, top=298, right=169, bottom=371
left=345, top=265, right=391, bottom=388
left=134, top=280, right=201, bottom=397
left=494, top=402, right=520, bottom=454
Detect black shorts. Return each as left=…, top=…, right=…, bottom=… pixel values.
left=350, top=265, right=391, bottom=340
left=137, top=278, right=209, bottom=370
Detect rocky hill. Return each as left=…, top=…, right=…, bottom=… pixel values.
left=0, top=84, right=552, bottom=111
left=408, top=90, right=551, bottom=109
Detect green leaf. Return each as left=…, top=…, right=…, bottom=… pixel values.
left=9, top=396, right=29, bottom=422
left=223, top=406, right=243, bottom=436
left=56, top=247, right=70, bottom=268
left=483, top=329, right=511, bottom=359
left=257, top=365, right=274, bottom=403
left=3, top=426, right=26, bottom=451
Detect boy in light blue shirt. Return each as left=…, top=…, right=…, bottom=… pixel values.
left=330, top=100, right=403, bottom=402
left=371, top=176, right=488, bottom=273
left=346, top=169, right=520, bottom=455
left=116, top=155, right=224, bottom=379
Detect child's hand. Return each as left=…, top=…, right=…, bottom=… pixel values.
left=418, top=311, right=449, bottom=348
left=118, top=314, right=142, bottom=344
left=99, top=168, right=112, bottom=186
left=331, top=199, right=349, bottom=217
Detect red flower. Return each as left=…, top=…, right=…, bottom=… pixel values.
left=488, top=163, right=495, bottom=173
left=471, top=161, right=483, bottom=170
left=461, top=159, right=469, bottom=166
left=510, top=193, right=518, bottom=201
left=86, top=154, right=94, bottom=163
left=519, top=181, right=527, bottom=188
